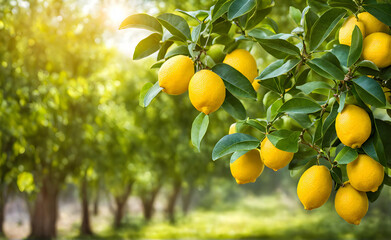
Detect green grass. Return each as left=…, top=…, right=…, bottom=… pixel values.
left=65, top=194, right=391, bottom=239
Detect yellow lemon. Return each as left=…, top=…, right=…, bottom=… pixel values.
left=252, top=80, right=261, bottom=91
left=358, top=12, right=389, bottom=35
left=223, top=49, right=258, bottom=83
left=347, top=154, right=384, bottom=192
left=158, top=55, right=194, bottom=95
left=188, top=70, right=226, bottom=115
left=297, top=165, right=333, bottom=210
left=260, top=137, right=294, bottom=171
left=362, top=32, right=391, bottom=68
left=339, top=16, right=366, bottom=46
left=335, top=105, right=371, bottom=149
left=230, top=149, right=264, bottom=184
left=335, top=182, right=368, bottom=225
left=229, top=123, right=237, bottom=134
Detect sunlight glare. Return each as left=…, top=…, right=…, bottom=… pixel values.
left=107, top=3, right=128, bottom=26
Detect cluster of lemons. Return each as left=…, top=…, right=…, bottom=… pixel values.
left=158, top=49, right=258, bottom=115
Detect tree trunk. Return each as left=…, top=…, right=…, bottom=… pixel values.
left=113, top=183, right=133, bottom=229
left=166, top=181, right=181, bottom=223
left=29, top=176, right=59, bottom=240
left=80, top=175, right=93, bottom=236
left=182, top=185, right=194, bottom=216
left=141, top=185, right=161, bottom=221
left=0, top=184, right=8, bottom=236
left=93, top=191, right=99, bottom=216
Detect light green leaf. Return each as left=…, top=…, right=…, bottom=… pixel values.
left=278, top=97, right=322, bottom=114
left=133, top=33, right=162, bottom=60
left=230, top=150, right=249, bottom=163
left=296, top=81, right=331, bottom=94
left=212, top=0, right=234, bottom=22
left=119, top=13, right=163, bottom=33
left=157, top=13, right=191, bottom=41
left=212, top=133, right=260, bottom=160
left=334, top=146, right=358, bottom=164
left=139, top=82, right=154, bottom=107
left=257, top=59, right=301, bottom=80
left=289, top=6, right=302, bottom=25
left=256, top=38, right=301, bottom=59
left=267, top=129, right=301, bottom=153
left=191, top=113, right=209, bottom=151
left=143, top=81, right=163, bottom=107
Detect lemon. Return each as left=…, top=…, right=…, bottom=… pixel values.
left=358, top=12, right=389, bottom=35
left=347, top=154, right=384, bottom=192
left=223, top=49, right=258, bottom=83
left=158, top=55, right=194, bottom=95
left=335, top=182, right=368, bottom=225
left=362, top=32, right=391, bottom=68
left=252, top=80, right=261, bottom=91
left=229, top=123, right=237, bottom=134
left=339, top=15, right=366, bottom=46
left=230, top=149, right=264, bottom=184
left=335, top=105, right=371, bottom=149
left=188, top=70, right=226, bottom=115
left=260, top=137, right=294, bottom=171
left=297, top=165, right=333, bottom=210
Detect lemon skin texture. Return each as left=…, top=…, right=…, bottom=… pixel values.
left=335, top=105, right=371, bottom=149
left=188, top=70, right=226, bottom=115
left=230, top=149, right=264, bottom=184
left=158, top=55, right=194, bottom=95
left=335, top=182, right=368, bottom=225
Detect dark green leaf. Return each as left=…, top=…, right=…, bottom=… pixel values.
left=157, top=41, right=173, bottom=60
left=367, top=182, right=383, bottom=202
left=278, top=97, right=322, bottom=114
left=227, top=0, right=256, bottom=20
left=212, top=63, right=257, bottom=99
left=267, top=130, right=301, bottom=153
left=191, top=113, right=209, bottom=151
left=313, top=118, right=323, bottom=145
left=304, top=8, right=319, bottom=43
left=296, top=81, right=331, bottom=94
left=321, top=122, right=338, bottom=148
left=331, top=167, right=343, bottom=185
left=328, top=0, right=358, bottom=13
left=244, top=119, right=267, bottom=133
left=222, top=91, right=247, bottom=120
left=260, top=78, right=281, bottom=93
left=157, top=13, right=191, bottom=41
left=212, top=133, right=260, bottom=160
left=307, top=53, right=346, bottom=80
left=119, top=13, right=163, bottom=33
left=165, top=45, right=190, bottom=59
left=212, top=0, right=234, bottom=22
left=133, top=33, right=162, bottom=60
left=309, top=8, right=347, bottom=51
left=143, top=81, right=163, bottom=107
left=324, top=100, right=339, bottom=132
left=347, top=26, right=363, bottom=67
left=363, top=3, right=391, bottom=26
left=331, top=44, right=349, bottom=67
left=352, top=76, right=386, bottom=107
left=375, top=119, right=391, bottom=166
left=256, top=38, right=301, bottom=59
left=257, top=59, right=301, bottom=80
left=356, top=60, right=380, bottom=71
left=246, top=6, right=273, bottom=29
left=334, top=146, right=358, bottom=164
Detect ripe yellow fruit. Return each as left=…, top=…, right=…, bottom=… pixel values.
left=252, top=80, right=261, bottom=91
left=335, top=105, right=371, bottom=149
left=297, top=165, right=333, bottom=210
left=358, top=12, right=389, bottom=35
left=158, top=55, right=194, bottom=95
left=335, top=182, right=368, bottom=225
left=362, top=32, right=391, bottom=68
left=229, top=123, right=237, bottom=134
left=223, top=49, right=258, bottom=83
left=230, top=149, right=264, bottom=184
left=188, top=70, right=226, bottom=115
left=260, top=137, right=294, bottom=171
left=339, top=16, right=366, bottom=46
left=347, top=154, right=384, bottom=192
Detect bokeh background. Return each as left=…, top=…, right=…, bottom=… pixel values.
left=0, top=0, right=390, bottom=239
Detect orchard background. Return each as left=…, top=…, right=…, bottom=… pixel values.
left=1, top=0, right=391, bottom=239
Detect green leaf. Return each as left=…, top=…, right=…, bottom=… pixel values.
left=246, top=6, right=273, bottom=30
left=212, top=0, right=234, bottom=22
left=191, top=113, right=209, bottom=151
left=321, top=122, right=337, bottom=148
left=331, top=44, right=349, bottom=67
left=119, top=13, right=163, bottom=33
left=304, top=8, right=319, bottom=43
left=176, top=9, right=209, bottom=22
left=267, top=130, right=300, bottom=153
left=143, top=81, right=163, bottom=107
left=212, top=63, right=257, bottom=99
left=139, top=82, right=154, bottom=107
left=150, top=61, right=164, bottom=69
left=363, top=3, right=391, bottom=26
left=222, top=91, right=247, bottom=120
left=328, top=0, right=358, bottom=13
left=330, top=168, right=343, bottom=186
left=313, top=118, right=323, bottom=145
left=157, top=41, right=173, bottom=60
left=290, top=157, right=317, bottom=177
left=230, top=150, right=249, bottom=163
left=227, top=0, right=256, bottom=20
left=307, top=53, right=346, bottom=80
left=278, top=97, right=322, bottom=114
left=356, top=60, right=380, bottom=72
left=289, top=6, right=302, bottom=25
left=165, top=45, right=190, bottom=59
left=347, top=26, right=363, bottom=67
left=352, top=76, right=386, bottom=107
left=375, top=119, right=391, bottom=166
left=257, top=59, right=301, bottom=80
left=289, top=113, right=313, bottom=129
left=244, top=119, right=266, bottom=133
left=296, top=81, right=331, bottom=94
left=309, top=8, right=346, bottom=51
left=157, top=13, right=191, bottom=41
left=367, top=182, right=383, bottom=203
left=337, top=91, right=346, bottom=112
left=363, top=121, right=387, bottom=167
left=133, top=33, right=162, bottom=60
left=334, top=146, right=358, bottom=164
left=212, top=133, right=260, bottom=160
left=256, top=38, right=301, bottom=59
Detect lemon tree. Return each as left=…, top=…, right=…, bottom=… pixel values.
left=122, top=0, right=391, bottom=225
